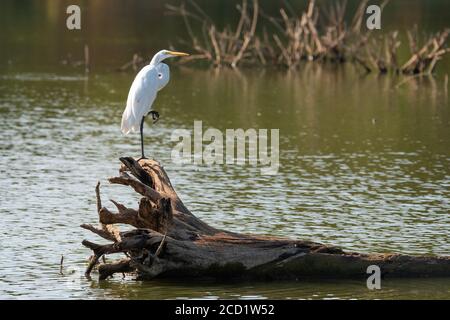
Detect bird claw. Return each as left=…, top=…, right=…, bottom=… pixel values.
left=149, top=111, right=160, bottom=124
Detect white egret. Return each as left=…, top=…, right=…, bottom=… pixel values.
left=121, top=49, right=189, bottom=159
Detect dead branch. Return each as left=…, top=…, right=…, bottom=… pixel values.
left=161, top=0, right=448, bottom=76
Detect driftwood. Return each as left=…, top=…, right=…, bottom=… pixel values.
left=81, top=157, right=450, bottom=281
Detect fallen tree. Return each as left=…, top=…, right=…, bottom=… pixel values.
left=81, top=157, right=450, bottom=281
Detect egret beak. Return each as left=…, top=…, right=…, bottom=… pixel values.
left=168, top=51, right=190, bottom=57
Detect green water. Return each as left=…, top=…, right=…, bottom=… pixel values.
left=0, top=0, right=449, bottom=299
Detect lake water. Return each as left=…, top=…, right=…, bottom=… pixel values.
left=0, top=0, right=449, bottom=299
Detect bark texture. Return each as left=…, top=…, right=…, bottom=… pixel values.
left=81, top=157, right=450, bottom=280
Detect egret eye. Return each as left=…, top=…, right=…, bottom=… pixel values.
left=158, top=73, right=163, bottom=79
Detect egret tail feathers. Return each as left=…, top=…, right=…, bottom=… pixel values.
left=121, top=107, right=139, bottom=134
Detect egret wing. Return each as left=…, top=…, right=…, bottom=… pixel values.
left=121, top=65, right=159, bottom=134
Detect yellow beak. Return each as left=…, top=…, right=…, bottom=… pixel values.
left=167, top=51, right=190, bottom=57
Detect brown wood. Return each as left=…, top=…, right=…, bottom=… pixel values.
left=81, top=157, right=450, bottom=280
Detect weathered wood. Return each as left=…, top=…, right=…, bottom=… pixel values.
left=80, top=224, right=116, bottom=242
left=96, top=181, right=121, bottom=242
left=81, top=157, right=450, bottom=280
left=98, top=259, right=134, bottom=280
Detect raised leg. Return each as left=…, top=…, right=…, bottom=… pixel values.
left=149, top=110, right=160, bottom=124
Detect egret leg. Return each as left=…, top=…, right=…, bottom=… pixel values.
left=139, top=116, right=147, bottom=160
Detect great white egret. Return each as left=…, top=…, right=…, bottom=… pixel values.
left=121, top=49, right=189, bottom=159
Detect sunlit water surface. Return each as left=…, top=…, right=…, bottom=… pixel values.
left=0, top=65, right=449, bottom=299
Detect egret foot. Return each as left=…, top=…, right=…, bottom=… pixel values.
left=149, top=110, right=160, bottom=124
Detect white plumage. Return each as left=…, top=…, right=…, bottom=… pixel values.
left=120, top=49, right=189, bottom=158
left=121, top=64, right=161, bottom=134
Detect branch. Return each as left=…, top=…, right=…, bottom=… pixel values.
left=109, top=172, right=162, bottom=203
left=119, top=157, right=154, bottom=187
left=98, top=259, right=134, bottom=280
left=231, top=0, right=259, bottom=68
left=99, top=206, right=141, bottom=228
left=96, top=182, right=122, bottom=242
left=80, top=224, right=117, bottom=242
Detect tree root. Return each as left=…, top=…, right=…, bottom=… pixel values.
left=81, top=157, right=450, bottom=280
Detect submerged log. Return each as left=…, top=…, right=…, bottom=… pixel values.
left=81, top=157, right=450, bottom=280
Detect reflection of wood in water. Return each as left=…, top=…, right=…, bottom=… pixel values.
left=61, top=44, right=90, bottom=74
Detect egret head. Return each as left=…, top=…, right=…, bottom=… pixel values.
left=150, top=50, right=189, bottom=66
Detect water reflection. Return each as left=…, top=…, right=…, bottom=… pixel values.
left=91, top=277, right=450, bottom=300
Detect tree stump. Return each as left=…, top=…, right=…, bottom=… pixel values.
left=81, top=157, right=450, bottom=281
